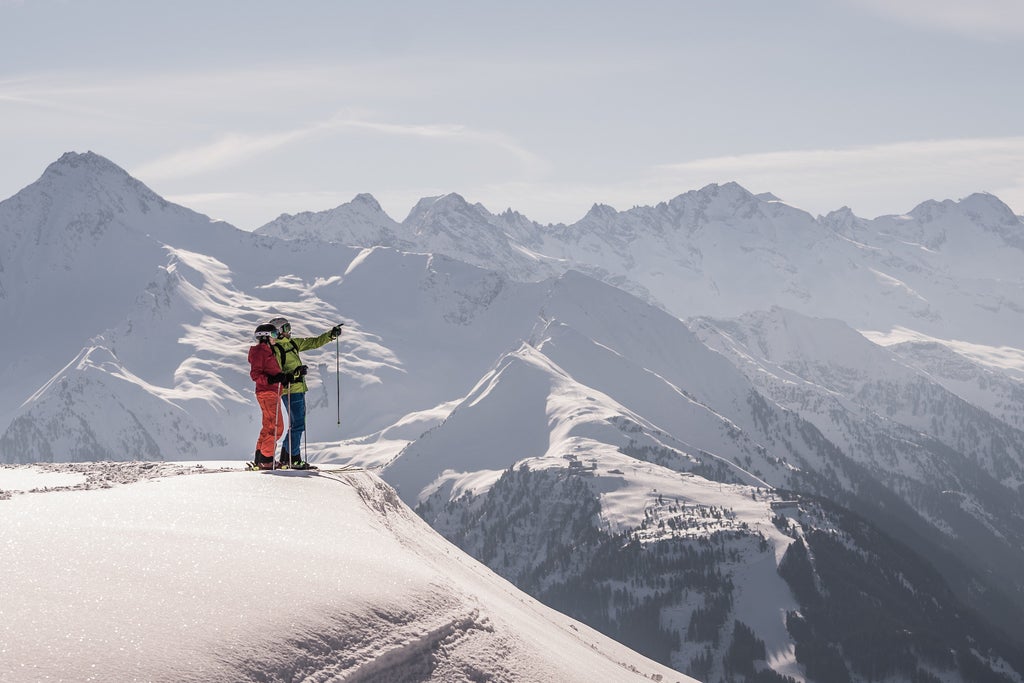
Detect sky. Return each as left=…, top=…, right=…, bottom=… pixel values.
left=1, top=0, right=1023, bottom=229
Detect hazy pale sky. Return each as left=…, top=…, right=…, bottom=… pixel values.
left=2, top=0, right=1023, bottom=228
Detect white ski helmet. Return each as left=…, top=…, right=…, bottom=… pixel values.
left=268, top=317, right=291, bottom=337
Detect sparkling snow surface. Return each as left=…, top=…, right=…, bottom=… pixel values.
left=0, top=467, right=86, bottom=492
left=0, top=463, right=691, bottom=683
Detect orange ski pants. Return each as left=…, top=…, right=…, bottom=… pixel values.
left=255, top=390, right=285, bottom=457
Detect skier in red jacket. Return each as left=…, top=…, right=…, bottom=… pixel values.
left=248, top=323, right=290, bottom=469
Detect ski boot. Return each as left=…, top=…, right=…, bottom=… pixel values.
left=251, top=450, right=275, bottom=470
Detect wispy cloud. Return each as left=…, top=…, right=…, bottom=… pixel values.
left=659, top=137, right=1024, bottom=177
left=843, top=0, right=1024, bottom=38
left=0, top=75, right=134, bottom=120
left=653, top=137, right=1024, bottom=217
left=134, top=114, right=547, bottom=182
left=133, top=129, right=317, bottom=180
left=325, top=116, right=547, bottom=171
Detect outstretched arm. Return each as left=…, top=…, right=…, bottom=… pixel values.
left=292, top=323, right=343, bottom=352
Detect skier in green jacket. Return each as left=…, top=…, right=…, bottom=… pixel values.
left=268, top=317, right=342, bottom=469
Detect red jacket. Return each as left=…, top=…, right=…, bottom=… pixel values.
left=248, top=341, right=283, bottom=393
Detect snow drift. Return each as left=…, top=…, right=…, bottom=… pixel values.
left=0, top=462, right=690, bottom=683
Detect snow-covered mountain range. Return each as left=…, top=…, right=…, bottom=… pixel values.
left=258, top=181, right=1024, bottom=348
left=3, top=151, right=1024, bottom=681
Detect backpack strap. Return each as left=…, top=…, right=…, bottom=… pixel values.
left=273, top=339, right=300, bottom=373
left=271, top=342, right=287, bottom=371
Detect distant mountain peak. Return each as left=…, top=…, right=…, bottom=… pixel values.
left=351, top=192, right=384, bottom=210
left=35, top=150, right=165, bottom=208
left=820, top=206, right=864, bottom=235
left=958, top=192, right=1020, bottom=224
left=420, top=192, right=470, bottom=209
left=663, top=182, right=761, bottom=216
left=403, top=192, right=494, bottom=232
left=52, top=150, right=123, bottom=172
left=889, top=192, right=1024, bottom=250
left=697, top=181, right=755, bottom=199
left=906, top=198, right=953, bottom=221
left=582, top=203, right=618, bottom=222
left=906, top=192, right=1018, bottom=225
left=255, top=192, right=399, bottom=243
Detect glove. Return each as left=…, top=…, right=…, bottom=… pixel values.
left=295, top=365, right=308, bottom=378
left=269, top=373, right=290, bottom=385
left=330, top=324, right=343, bottom=339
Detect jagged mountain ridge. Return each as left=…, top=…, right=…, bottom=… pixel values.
left=258, top=182, right=1024, bottom=349
left=260, top=191, right=565, bottom=284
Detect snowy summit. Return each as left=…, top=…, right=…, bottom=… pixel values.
left=0, top=462, right=689, bottom=683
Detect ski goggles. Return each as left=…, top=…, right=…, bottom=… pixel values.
left=279, top=323, right=291, bottom=336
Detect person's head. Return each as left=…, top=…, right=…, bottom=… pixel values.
left=269, top=317, right=291, bottom=339
left=254, top=323, right=279, bottom=344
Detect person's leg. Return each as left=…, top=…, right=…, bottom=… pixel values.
left=256, top=391, right=282, bottom=467
left=280, top=391, right=293, bottom=464
left=287, top=392, right=306, bottom=463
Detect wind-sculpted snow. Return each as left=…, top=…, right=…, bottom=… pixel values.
left=0, top=463, right=691, bottom=683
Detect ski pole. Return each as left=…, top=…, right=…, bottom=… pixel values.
left=285, top=388, right=293, bottom=467
left=336, top=336, right=341, bottom=426
left=273, top=383, right=281, bottom=470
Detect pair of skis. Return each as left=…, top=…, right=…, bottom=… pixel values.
left=243, top=461, right=368, bottom=473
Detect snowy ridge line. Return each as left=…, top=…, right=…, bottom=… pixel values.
left=1, top=461, right=692, bottom=682
left=635, top=427, right=774, bottom=490
left=0, top=462, right=376, bottom=498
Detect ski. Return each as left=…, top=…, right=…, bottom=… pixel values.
left=240, top=462, right=376, bottom=473
left=243, top=462, right=317, bottom=472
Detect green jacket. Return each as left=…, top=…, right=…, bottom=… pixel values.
left=272, top=330, right=335, bottom=395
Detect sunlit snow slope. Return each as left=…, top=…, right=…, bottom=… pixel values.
left=0, top=463, right=691, bottom=683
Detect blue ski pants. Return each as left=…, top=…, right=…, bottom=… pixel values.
left=283, top=391, right=306, bottom=457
